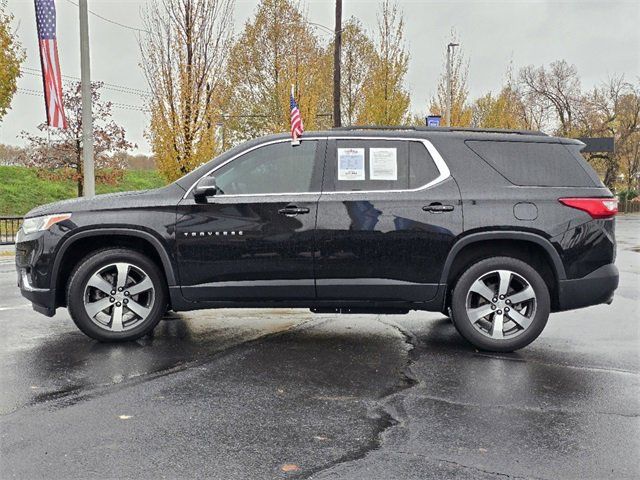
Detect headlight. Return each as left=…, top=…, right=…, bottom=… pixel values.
left=21, top=213, right=72, bottom=235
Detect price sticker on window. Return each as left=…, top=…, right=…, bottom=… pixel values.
left=338, top=148, right=365, bottom=180
left=370, top=148, right=397, bottom=180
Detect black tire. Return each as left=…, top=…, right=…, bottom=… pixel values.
left=450, top=256, right=550, bottom=352
left=67, top=248, right=167, bottom=342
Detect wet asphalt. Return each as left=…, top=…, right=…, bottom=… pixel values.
left=0, top=215, right=638, bottom=480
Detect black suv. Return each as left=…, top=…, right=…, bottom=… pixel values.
left=16, top=127, right=619, bottom=351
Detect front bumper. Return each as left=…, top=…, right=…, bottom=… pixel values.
left=557, top=263, right=619, bottom=312
left=16, top=229, right=59, bottom=317
left=17, top=267, right=56, bottom=316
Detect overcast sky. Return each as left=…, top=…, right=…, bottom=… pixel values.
left=3, top=0, right=639, bottom=154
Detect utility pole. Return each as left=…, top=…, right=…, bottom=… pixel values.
left=79, top=0, right=95, bottom=197
left=445, top=42, right=459, bottom=127
left=332, top=0, right=342, bottom=128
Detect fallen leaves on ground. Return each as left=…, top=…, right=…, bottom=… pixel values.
left=281, top=464, right=300, bottom=472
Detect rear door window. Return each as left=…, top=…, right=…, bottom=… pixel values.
left=328, top=139, right=409, bottom=192
left=466, top=140, right=598, bottom=187
left=323, top=139, right=442, bottom=192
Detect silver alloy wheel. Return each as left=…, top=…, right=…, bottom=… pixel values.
left=83, top=262, right=155, bottom=332
left=465, top=269, right=537, bottom=340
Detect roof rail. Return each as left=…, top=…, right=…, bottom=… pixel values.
left=331, top=125, right=548, bottom=136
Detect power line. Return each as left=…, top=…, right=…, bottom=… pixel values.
left=17, top=88, right=332, bottom=119
left=17, top=88, right=43, bottom=97
left=16, top=88, right=148, bottom=113
left=22, top=67, right=151, bottom=97
left=62, top=0, right=149, bottom=34
left=111, top=102, right=150, bottom=112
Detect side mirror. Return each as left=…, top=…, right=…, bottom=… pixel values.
left=194, top=176, right=219, bottom=203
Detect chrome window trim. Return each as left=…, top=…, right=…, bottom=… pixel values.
left=182, top=136, right=451, bottom=199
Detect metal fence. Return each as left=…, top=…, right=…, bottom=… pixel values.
left=619, top=201, right=640, bottom=214
left=0, top=217, right=22, bottom=245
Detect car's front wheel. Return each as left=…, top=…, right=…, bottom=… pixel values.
left=67, top=248, right=167, bottom=342
left=450, top=256, right=550, bottom=352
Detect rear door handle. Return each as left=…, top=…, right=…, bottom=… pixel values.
left=423, top=203, right=454, bottom=213
left=278, top=205, right=310, bottom=216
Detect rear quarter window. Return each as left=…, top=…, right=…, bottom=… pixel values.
left=466, top=140, right=598, bottom=187
left=409, top=141, right=441, bottom=189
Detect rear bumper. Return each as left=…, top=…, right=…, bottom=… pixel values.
left=556, top=263, right=619, bottom=312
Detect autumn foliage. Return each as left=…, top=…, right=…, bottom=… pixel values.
left=223, top=0, right=333, bottom=143
left=20, top=82, right=135, bottom=196
left=140, top=0, right=234, bottom=182
left=0, top=0, right=25, bottom=122
left=139, top=0, right=412, bottom=180
left=357, top=0, right=410, bottom=126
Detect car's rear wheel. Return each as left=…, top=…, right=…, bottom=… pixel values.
left=450, top=256, right=550, bottom=352
left=67, top=248, right=167, bottom=342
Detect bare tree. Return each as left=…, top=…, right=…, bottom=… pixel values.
left=139, top=0, right=233, bottom=181
left=579, top=76, right=640, bottom=189
left=519, top=60, right=583, bottom=135
left=514, top=86, right=553, bottom=131
left=0, top=143, right=26, bottom=166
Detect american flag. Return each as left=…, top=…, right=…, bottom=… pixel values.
left=290, top=86, right=304, bottom=143
left=34, top=0, right=67, bottom=128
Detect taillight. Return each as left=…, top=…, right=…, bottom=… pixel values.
left=559, top=197, right=618, bottom=219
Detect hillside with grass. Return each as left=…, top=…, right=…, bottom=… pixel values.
left=0, top=166, right=166, bottom=216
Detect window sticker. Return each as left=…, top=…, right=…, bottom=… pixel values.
left=338, top=148, right=365, bottom=180
left=369, top=148, right=397, bottom=180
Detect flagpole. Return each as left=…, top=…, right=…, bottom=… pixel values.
left=333, top=0, right=342, bottom=128
left=79, top=0, right=95, bottom=198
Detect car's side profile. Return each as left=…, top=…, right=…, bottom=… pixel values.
left=16, top=127, right=619, bottom=351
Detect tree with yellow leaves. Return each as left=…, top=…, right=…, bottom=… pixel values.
left=339, top=17, right=376, bottom=126
left=139, top=0, right=234, bottom=181
left=471, top=67, right=529, bottom=130
left=223, top=0, right=332, bottom=144
left=358, top=0, right=410, bottom=126
left=429, top=32, right=472, bottom=127
left=0, top=0, right=25, bottom=122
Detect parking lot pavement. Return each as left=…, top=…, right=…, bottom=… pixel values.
left=1, top=215, right=638, bottom=480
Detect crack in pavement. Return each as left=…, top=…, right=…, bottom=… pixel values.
left=306, top=316, right=422, bottom=479
left=307, top=316, right=638, bottom=480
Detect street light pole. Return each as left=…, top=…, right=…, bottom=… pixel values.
left=79, top=0, right=95, bottom=198
left=445, top=42, right=459, bottom=127
left=333, top=0, right=342, bottom=128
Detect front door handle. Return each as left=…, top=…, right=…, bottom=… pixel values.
left=278, top=205, right=310, bottom=216
left=423, top=203, right=454, bottom=213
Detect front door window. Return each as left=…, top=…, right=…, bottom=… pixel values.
left=213, top=141, right=319, bottom=195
